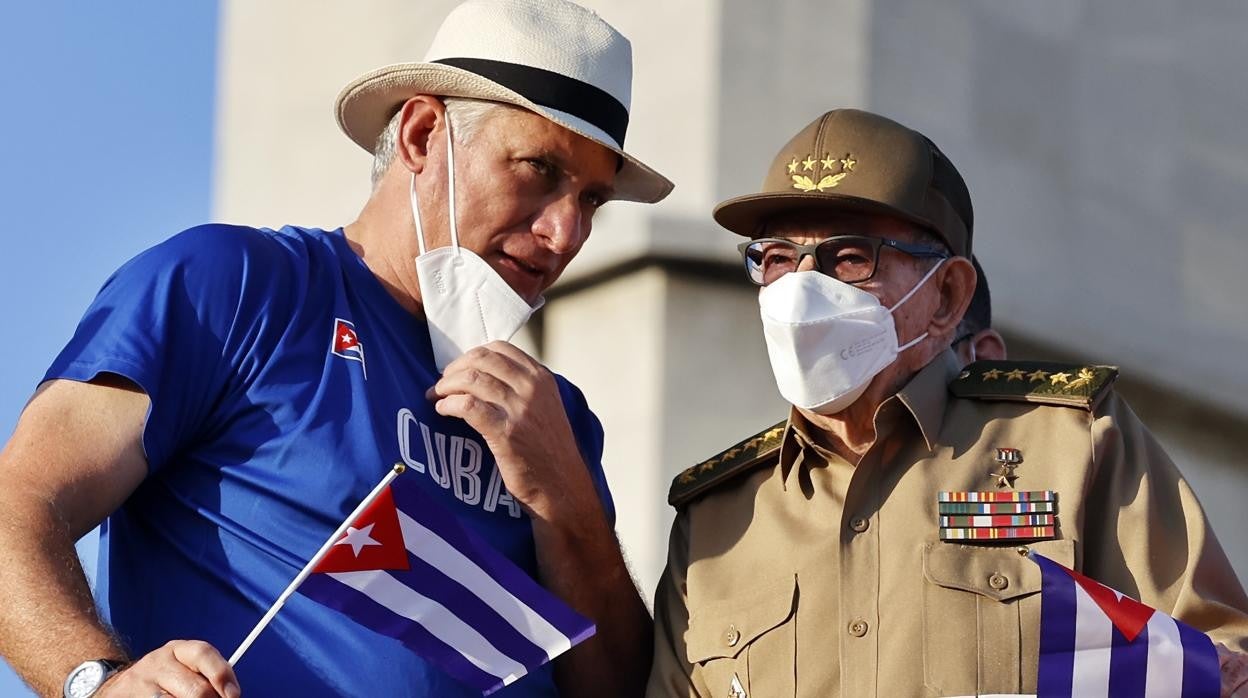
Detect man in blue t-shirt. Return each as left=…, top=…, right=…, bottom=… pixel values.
left=0, top=1, right=674, bottom=696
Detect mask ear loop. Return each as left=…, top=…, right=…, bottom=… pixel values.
left=410, top=172, right=428, bottom=257
left=444, top=112, right=461, bottom=259
left=891, top=258, right=946, bottom=352
left=409, top=107, right=460, bottom=258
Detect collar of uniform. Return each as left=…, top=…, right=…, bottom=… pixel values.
left=779, top=407, right=844, bottom=486
left=893, top=348, right=961, bottom=451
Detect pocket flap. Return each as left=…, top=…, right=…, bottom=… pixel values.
left=686, top=575, right=797, bottom=663
left=924, top=539, right=1075, bottom=602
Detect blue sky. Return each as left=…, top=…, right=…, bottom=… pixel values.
left=0, top=2, right=218, bottom=693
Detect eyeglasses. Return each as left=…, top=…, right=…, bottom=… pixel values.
left=737, top=235, right=949, bottom=286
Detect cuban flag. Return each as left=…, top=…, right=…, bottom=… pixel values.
left=297, top=472, right=595, bottom=694
left=331, top=317, right=367, bottom=379
left=1032, top=552, right=1220, bottom=697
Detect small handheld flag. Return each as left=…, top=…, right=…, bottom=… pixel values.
left=1031, top=552, right=1220, bottom=698
left=231, top=464, right=595, bottom=695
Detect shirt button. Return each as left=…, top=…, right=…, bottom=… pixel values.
left=848, top=619, right=869, bottom=637
left=725, top=624, right=741, bottom=647
left=849, top=516, right=869, bottom=533
left=988, top=573, right=1009, bottom=590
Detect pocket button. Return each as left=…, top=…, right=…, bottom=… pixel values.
left=988, top=573, right=1009, bottom=590
left=725, top=624, right=741, bottom=647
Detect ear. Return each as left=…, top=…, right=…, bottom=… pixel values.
left=971, top=329, right=1007, bottom=361
left=927, top=256, right=976, bottom=341
left=395, top=95, right=449, bottom=174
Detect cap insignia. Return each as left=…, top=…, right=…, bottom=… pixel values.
left=790, top=152, right=856, bottom=192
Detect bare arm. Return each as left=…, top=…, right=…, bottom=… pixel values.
left=431, top=342, right=652, bottom=697
left=0, top=377, right=238, bottom=698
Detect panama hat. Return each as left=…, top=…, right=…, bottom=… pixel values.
left=335, top=0, right=673, bottom=204
left=714, top=109, right=973, bottom=257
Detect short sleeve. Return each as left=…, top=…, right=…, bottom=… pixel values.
left=42, top=225, right=278, bottom=471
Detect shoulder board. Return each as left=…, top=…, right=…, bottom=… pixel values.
left=950, top=360, right=1119, bottom=410
left=668, top=420, right=788, bottom=508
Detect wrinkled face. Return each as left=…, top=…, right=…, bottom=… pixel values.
left=418, top=107, right=618, bottom=304
left=760, top=210, right=947, bottom=348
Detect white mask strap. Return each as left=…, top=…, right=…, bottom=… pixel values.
left=892, top=258, right=946, bottom=352
left=889, top=258, right=945, bottom=313
left=410, top=173, right=428, bottom=256
left=444, top=114, right=461, bottom=256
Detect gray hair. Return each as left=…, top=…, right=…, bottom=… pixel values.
left=370, top=97, right=512, bottom=188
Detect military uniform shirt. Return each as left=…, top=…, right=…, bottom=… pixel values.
left=647, top=350, right=1248, bottom=697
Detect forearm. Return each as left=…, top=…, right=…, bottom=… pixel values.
left=532, top=498, right=652, bottom=698
left=0, top=494, right=128, bottom=697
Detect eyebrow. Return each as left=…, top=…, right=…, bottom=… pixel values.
left=543, top=149, right=617, bottom=201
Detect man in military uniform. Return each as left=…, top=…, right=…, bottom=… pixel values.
left=646, top=109, right=1248, bottom=697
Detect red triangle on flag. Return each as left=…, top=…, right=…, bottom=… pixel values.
left=313, top=486, right=410, bottom=574
left=1065, top=567, right=1155, bottom=642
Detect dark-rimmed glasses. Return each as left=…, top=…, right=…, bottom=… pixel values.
left=737, top=235, right=949, bottom=286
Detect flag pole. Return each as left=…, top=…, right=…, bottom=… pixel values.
left=228, top=463, right=407, bottom=666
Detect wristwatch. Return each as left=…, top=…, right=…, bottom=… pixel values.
left=63, top=659, right=125, bottom=698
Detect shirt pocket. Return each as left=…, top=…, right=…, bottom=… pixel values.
left=686, top=574, right=797, bottom=698
left=921, top=539, right=1075, bottom=696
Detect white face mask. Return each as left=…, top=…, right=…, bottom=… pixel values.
left=411, top=115, right=544, bottom=371
left=758, top=260, right=944, bottom=415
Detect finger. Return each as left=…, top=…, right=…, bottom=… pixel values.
left=439, top=343, right=531, bottom=384
left=169, top=640, right=240, bottom=698
left=434, top=393, right=507, bottom=432
left=429, top=365, right=516, bottom=404
left=154, top=669, right=216, bottom=698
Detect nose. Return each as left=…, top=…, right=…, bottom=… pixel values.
left=533, top=194, right=585, bottom=254
left=796, top=252, right=819, bottom=273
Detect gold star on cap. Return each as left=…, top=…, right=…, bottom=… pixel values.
left=802, top=156, right=817, bottom=171
left=820, top=154, right=837, bottom=169
left=841, top=154, right=857, bottom=171
left=1004, top=369, right=1026, bottom=381
left=787, top=157, right=799, bottom=174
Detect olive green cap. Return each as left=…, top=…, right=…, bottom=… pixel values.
left=713, top=109, right=974, bottom=258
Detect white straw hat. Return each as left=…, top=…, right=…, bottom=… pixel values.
left=335, top=0, right=673, bottom=204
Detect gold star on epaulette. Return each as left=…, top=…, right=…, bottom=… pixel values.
left=678, top=468, right=696, bottom=484
left=982, top=368, right=1003, bottom=381
left=802, top=156, right=817, bottom=171
left=743, top=436, right=762, bottom=450
left=698, top=457, right=719, bottom=473
left=1028, top=370, right=1049, bottom=382
left=1065, top=367, right=1096, bottom=390
left=787, top=157, right=799, bottom=174
left=1050, top=372, right=1071, bottom=385
left=1005, top=369, right=1026, bottom=381
left=721, top=447, right=740, bottom=460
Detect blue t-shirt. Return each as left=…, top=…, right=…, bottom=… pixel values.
left=44, top=225, right=612, bottom=697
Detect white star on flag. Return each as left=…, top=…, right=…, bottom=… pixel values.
left=341, top=332, right=354, bottom=344
left=334, top=523, right=382, bottom=557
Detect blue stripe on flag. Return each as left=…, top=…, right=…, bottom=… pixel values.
left=1035, top=553, right=1077, bottom=698
left=1108, top=622, right=1148, bottom=696
left=385, top=548, right=550, bottom=669
left=390, top=483, right=594, bottom=645
left=1177, top=620, right=1219, bottom=698
left=300, top=572, right=505, bottom=692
